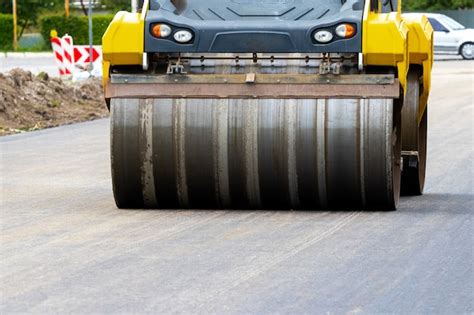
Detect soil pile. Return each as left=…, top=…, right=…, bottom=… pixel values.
left=0, top=69, right=108, bottom=136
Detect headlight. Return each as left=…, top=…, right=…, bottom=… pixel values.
left=313, top=30, right=333, bottom=43
left=151, top=24, right=172, bottom=38
left=174, top=30, right=193, bottom=43
left=335, top=24, right=356, bottom=38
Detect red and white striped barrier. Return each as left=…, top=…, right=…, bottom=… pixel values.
left=74, top=46, right=102, bottom=68
left=50, top=31, right=65, bottom=76
left=61, top=34, right=74, bottom=76
left=50, top=31, right=102, bottom=78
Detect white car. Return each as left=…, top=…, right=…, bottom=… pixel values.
left=404, top=13, right=474, bottom=60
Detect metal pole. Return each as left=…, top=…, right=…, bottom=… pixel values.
left=131, top=0, right=138, bottom=13
left=65, top=0, right=70, bottom=18
left=12, top=0, right=17, bottom=51
left=88, top=0, right=93, bottom=72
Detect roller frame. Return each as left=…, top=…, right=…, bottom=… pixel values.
left=101, top=0, right=432, bottom=210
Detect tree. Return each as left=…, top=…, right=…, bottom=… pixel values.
left=451, top=0, right=474, bottom=9
left=101, top=0, right=131, bottom=12
left=79, top=0, right=88, bottom=16
left=0, top=0, right=62, bottom=38
left=404, top=0, right=474, bottom=11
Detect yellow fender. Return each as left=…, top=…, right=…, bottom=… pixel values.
left=362, top=0, right=409, bottom=89
left=363, top=0, right=433, bottom=122
left=403, top=15, right=434, bottom=122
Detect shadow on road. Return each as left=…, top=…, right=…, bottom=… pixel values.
left=398, top=193, right=473, bottom=214
left=112, top=193, right=473, bottom=214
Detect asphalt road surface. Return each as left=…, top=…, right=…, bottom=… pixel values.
left=0, top=53, right=59, bottom=77
left=1, top=61, right=473, bottom=314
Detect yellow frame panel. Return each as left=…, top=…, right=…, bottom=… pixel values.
left=362, top=0, right=409, bottom=89
left=403, top=14, right=434, bottom=121
left=102, top=0, right=149, bottom=86
left=363, top=0, right=433, bottom=121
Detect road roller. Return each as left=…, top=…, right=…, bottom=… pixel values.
left=102, top=0, right=433, bottom=210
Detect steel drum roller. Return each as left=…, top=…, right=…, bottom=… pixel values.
left=111, top=97, right=401, bottom=210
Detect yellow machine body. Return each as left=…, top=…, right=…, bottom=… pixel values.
left=102, top=0, right=433, bottom=115
left=101, top=0, right=434, bottom=210
left=403, top=14, right=434, bottom=121
left=362, top=0, right=433, bottom=121
left=102, top=0, right=149, bottom=86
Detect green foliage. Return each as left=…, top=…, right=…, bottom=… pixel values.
left=101, top=0, right=132, bottom=12
left=39, top=14, right=114, bottom=46
left=0, top=0, right=62, bottom=19
left=404, top=0, right=474, bottom=11
left=0, top=0, right=62, bottom=35
left=0, top=14, right=14, bottom=50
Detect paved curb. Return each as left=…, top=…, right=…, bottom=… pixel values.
left=1, top=52, right=54, bottom=58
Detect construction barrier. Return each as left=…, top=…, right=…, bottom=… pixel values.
left=50, top=30, right=65, bottom=76
left=61, top=34, right=74, bottom=75
left=50, top=30, right=102, bottom=78
left=74, top=46, right=102, bottom=69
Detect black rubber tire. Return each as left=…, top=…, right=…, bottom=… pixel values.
left=401, top=70, right=428, bottom=196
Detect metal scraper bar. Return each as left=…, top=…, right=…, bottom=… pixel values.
left=105, top=81, right=400, bottom=99
left=110, top=74, right=395, bottom=85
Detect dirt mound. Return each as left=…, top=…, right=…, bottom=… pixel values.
left=0, top=69, right=108, bottom=136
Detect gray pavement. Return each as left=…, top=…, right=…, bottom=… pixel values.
left=0, top=53, right=58, bottom=77
left=1, top=60, right=473, bottom=313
